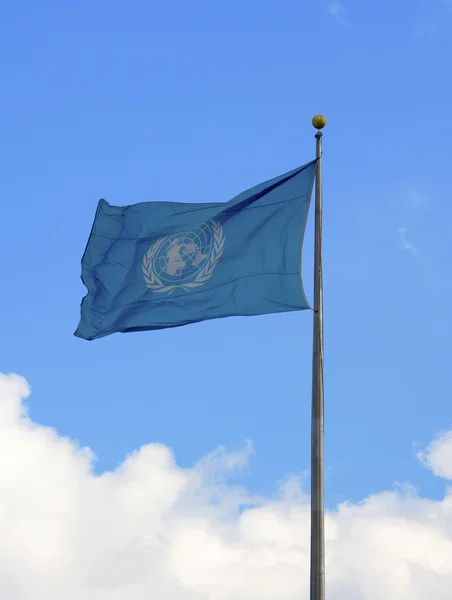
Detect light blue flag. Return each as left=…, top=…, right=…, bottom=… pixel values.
left=75, top=160, right=317, bottom=340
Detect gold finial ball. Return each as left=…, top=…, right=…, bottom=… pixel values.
left=312, top=115, right=326, bottom=130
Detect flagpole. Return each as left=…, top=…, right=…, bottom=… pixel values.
left=310, top=114, right=326, bottom=600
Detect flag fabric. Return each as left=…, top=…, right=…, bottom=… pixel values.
left=75, top=160, right=317, bottom=341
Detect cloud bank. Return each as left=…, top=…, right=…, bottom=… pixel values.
left=0, top=373, right=452, bottom=599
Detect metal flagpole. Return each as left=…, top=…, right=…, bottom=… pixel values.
left=310, top=114, right=326, bottom=600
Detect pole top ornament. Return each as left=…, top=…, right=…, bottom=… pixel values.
left=312, top=115, right=326, bottom=130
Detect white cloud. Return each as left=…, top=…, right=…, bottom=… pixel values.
left=403, top=186, right=429, bottom=208
left=398, top=227, right=417, bottom=253
left=417, top=430, right=452, bottom=480
left=1, top=372, right=452, bottom=598
left=327, top=2, right=346, bottom=24
left=414, top=23, right=436, bottom=39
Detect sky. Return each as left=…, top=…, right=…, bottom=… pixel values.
left=0, top=0, right=451, bottom=597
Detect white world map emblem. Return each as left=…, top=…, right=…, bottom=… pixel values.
left=142, top=220, right=225, bottom=295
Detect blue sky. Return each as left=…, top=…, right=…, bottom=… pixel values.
left=0, top=1, right=452, bottom=597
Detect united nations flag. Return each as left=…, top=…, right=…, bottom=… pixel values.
left=75, top=160, right=317, bottom=340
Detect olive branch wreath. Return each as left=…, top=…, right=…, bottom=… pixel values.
left=142, top=221, right=225, bottom=295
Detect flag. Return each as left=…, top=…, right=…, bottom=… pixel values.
left=75, top=160, right=317, bottom=340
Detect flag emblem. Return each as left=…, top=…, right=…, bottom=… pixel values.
left=142, top=220, right=225, bottom=295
